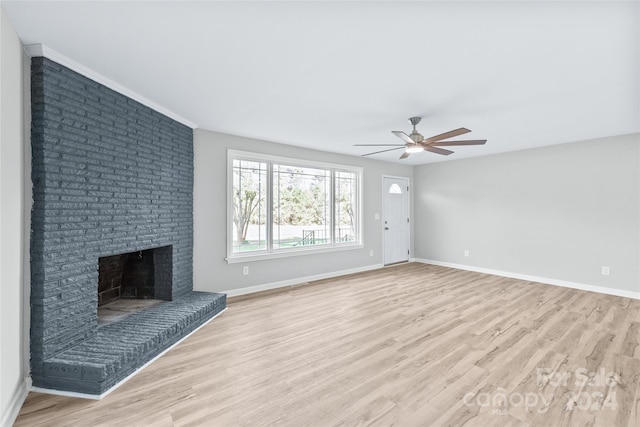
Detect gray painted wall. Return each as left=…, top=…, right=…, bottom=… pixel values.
left=193, top=129, right=413, bottom=293
left=414, top=133, right=640, bottom=293
left=1, top=7, right=27, bottom=425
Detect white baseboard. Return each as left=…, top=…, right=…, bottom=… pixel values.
left=1, top=376, right=31, bottom=427
left=30, top=307, right=227, bottom=400
left=414, top=258, right=640, bottom=300
left=224, top=263, right=385, bottom=297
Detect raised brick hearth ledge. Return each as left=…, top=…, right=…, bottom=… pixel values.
left=37, top=291, right=226, bottom=397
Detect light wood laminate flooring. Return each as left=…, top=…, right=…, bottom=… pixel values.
left=14, top=263, right=640, bottom=426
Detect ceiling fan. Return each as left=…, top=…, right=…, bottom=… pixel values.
left=355, top=117, right=486, bottom=159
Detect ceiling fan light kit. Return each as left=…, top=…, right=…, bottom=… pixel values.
left=405, top=145, right=424, bottom=154
left=356, top=116, right=487, bottom=160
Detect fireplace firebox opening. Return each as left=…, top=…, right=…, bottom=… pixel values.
left=97, top=245, right=173, bottom=324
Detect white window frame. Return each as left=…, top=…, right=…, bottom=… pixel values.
left=226, top=150, right=363, bottom=263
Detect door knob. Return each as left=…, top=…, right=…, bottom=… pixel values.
left=384, top=227, right=389, bottom=230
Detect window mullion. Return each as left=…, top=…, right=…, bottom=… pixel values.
left=267, top=162, right=273, bottom=252
left=330, top=170, right=335, bottom=245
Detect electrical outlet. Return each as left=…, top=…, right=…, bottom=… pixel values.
left=601, top=266, right=610, bottom=276
left=370, top=250, right=374, bottom=257
left=243, top=266, right=249, bottom=276
left=464, top=250, right=470, bottom=257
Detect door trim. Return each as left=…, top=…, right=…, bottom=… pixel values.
left=382, top=175, right=411, bottom=266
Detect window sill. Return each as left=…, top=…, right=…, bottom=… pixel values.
left=226, top=243, right=365, bottom=264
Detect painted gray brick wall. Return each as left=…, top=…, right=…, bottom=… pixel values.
left=30, top=57, right=194, bottom=383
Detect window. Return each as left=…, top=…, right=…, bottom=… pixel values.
left=228, top=151, right=362, bottom=261
left=388, top=183, right=403, bottom=194
left=273, top=164, right=331, bottom=249
left=335, top=171, right=358, bottom=243
left=232, top=159, right=267, bottom=252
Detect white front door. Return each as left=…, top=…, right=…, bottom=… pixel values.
left=383, top=176, right=410, bottom=265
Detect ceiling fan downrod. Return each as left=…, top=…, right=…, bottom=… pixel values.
left=408, top=117, right=424, bottom=143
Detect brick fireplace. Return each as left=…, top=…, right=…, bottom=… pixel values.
left=30, top=57, right=225, bottom=396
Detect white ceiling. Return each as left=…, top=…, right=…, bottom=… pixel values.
left=3, top=1, right=639, bottom=165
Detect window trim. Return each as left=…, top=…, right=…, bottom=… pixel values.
left=226, top=150, right=363, bottom=263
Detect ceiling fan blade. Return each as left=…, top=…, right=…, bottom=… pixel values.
left=424, top=127, right=471, bottom=143
left=391, top=131, right=415, bottom=145
left=399, top=152, right=410, bottom=159
left=428, top=139, right=487, bottom=146
left=424, top=146, right=454, bottom=156
left=353, top=144, right=405, bottom=147
left=361, top=147, right=405, bottom=156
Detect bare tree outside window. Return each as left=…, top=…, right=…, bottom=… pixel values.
left=232, top=160, right=267, bottom=252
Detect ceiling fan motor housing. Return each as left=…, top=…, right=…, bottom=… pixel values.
left=409, top=131, right=424, bottom=143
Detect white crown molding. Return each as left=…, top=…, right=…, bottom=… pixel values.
left=414, top=258, right=640, bottom=300
left=24, top=44, right=198, bottom=129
